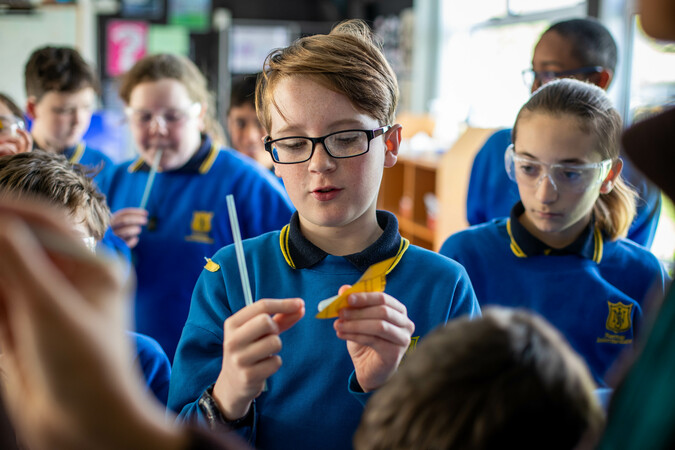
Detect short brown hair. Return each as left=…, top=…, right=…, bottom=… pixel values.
left=513, top=79, right=636, bottom=240
left=256, top=19, right=398, bottom=132
left=0, top=151, right=109, bottom=240
left=354, top=307, right=604, bottom=450
left=118, top=53, right=225, bottom=146
left=24, top=46, right=99, bottom=102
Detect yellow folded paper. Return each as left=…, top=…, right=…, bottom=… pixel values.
left=316, top=256, right=396, bottom=319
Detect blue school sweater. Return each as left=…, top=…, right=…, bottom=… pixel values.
left=99, top=135, right=293, bottom=360
left=465, top=128, right=662, bottom=248
left=440, top=204, right=667, bottom=385
left=130, top=331, right=171, bottom=405
left=168, top=211, right=480, bottom=449
left=62, top=141, right=115, bottom=185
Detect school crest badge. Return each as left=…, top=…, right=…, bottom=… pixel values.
left=186, top=211, right=214, bottom=244
left=605, top=301, right=633, bottom=334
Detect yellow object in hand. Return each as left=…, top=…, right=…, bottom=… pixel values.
left=315, top=256, right=396, bottom=319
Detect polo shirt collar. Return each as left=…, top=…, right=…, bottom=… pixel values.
left=129, top=134, right=217, bottom=174
left=507, top=201, right=603, bottom=263
left=280, top=210, right=405, bottom=271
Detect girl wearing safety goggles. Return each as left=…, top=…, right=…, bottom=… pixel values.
left=440, top=79, right=668, bottom=387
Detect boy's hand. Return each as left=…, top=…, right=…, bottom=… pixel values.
left=110, top=207, right=148, bottom=248
left=334, top=286, right=414, bottom=392
left=213, top=299, right=305, bottom=420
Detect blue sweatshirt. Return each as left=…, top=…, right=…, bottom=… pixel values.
left=440, top=203, right=667, bottom=385
left=99, top=136, right=294, bottom=360
left=169, top=211, right=480, bottom=449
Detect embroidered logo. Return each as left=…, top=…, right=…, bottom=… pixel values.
left=597, top=301, right=633, bottom=344
left=399, top=336, right=420, bottom=366
left=605, top=301, right=633, bottom=333
left=186, top=211, right=214, bottom=244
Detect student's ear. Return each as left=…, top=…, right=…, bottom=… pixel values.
left=25, top=96, right=38, bottom=120
left=590, top=69, right=613, bottom=91
left=383, top=124, right=402, bottom=168
left=600, top=158, right=623, bottom=194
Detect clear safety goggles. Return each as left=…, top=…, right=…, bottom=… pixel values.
left=504, top=145, right=613, bottom=194
left=0, top=115, right=25, bottom=137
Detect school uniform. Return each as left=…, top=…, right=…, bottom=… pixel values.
left=99, top=135, right=294, bottom=361
left=465, top=128, right=662, bottom=247
left=31, top=141, right=115, bottom=185
left=130, top=331, right=171, bottom=405
left=168, top=211, right=480, bottom=450
left=440, top=202, right=668, bottom=385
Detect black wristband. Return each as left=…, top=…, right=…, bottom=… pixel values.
left=198, top=384, right=253, bottom=430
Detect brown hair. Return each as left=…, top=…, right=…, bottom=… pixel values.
left=0, top=92, right=25, bottom=121
left=24, top=46, right=99, bottom=101
left=512, top=79, right=636, bottom=240
left=354, top=307, right=604, bottom=450
left=0, top=151, right=109, bottom=240
left=256, top=19, right=398, bottom=133
left=118, top=53, right=225, bottom=146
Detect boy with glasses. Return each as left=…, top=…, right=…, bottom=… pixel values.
left=24, top=46, right=113, bottom=183
left=466, top=18, right=661, bottom=249
left=169, top=19, right=479, bottom=449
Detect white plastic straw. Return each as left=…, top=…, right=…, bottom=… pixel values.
left=139, top=149, right=163, bottom=210
left=226, top=195, right=253, bottom=306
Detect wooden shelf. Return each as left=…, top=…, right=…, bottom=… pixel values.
left=378, top=154, right=439, bottom=250
left=378, top=127, right=497, bottom=251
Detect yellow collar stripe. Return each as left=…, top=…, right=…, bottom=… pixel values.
left=280, top=224, right=296, bottom=269
left=279, top=224, right=409, bottom=273
left=385, top=237, right=409, bottom=275
left=506, top=219, right=527, bottom=258
left=199, top=144, right=219, bottom=174
left=128, top=157, right=145, bottom=173
left=68, top=142, right=86, bottom=164
left=593, top=226, right=604, bottom=263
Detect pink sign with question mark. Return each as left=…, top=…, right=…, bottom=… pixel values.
left=107, top=20, right=148, bottom=77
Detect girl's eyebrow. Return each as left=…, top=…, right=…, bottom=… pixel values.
left=517, top=151, right=590, bottom=165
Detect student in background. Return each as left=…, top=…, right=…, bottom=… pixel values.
left=0, top=93, right=32, bottom=157
left=24, top=46, right=113, bottom=183
left=466, top=18, right=661, bottom=248
left=227, top=74, right=271, bottom=169
left=354, top=307, right=604, bottom=450
left=0, top=151, right=171, bottom=405
left=99, top=54, right=293, bottom=361
left=0, top=197, right=250, bottom=450
left=440, top=79, right=667, bottom=387
left=168, top=19, right=479, bottom=449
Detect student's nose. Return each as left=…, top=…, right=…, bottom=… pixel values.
left=308, top=142, right=336, bottom=173
left=535, top=172, right=558, bottom=203
left=148, top=115, right=168, bottom=135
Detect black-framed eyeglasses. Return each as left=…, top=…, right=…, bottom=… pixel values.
left=521, top=66, right=603, bottom=88
left=263, top=126, right=391, bottom=164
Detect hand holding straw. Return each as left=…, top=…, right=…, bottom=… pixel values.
left=226, top=195, right=266, bottom=391
left=139, top=149, right=163, bottom=210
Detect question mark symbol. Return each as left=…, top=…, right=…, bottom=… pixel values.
left=110, top=22, right=145, bottom=75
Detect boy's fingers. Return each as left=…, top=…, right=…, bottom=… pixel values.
left=229, top=299, right=304, bottom=328
left=347, top=292, right=408, bottom=315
